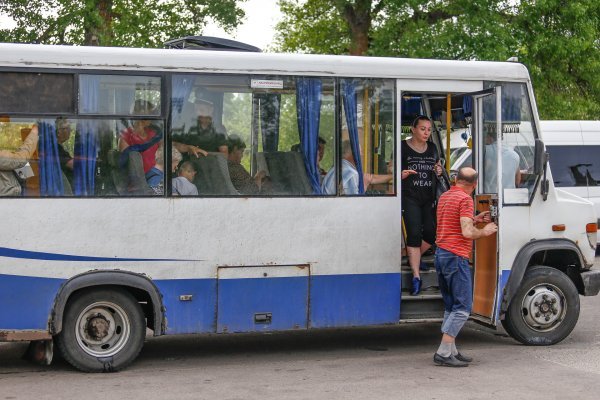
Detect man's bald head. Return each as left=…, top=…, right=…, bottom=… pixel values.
left=457, top=167, right=478, bottom=184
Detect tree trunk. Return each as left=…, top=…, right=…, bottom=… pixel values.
left=341, top=0, right=372, bottom=56
left=83, top=0, right=114, bottom=46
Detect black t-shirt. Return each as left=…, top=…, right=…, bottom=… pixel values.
left=401, top=140, right=437, bottom=204
left=171, top=123, right=227, bottom=153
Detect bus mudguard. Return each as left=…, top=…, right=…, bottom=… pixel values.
left=50, top=270, right=166, bottom=335
left=500, top=239, right=588, bottom=315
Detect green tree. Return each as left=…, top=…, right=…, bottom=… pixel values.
left=275, top=0, right=517, bottom=57
left=515, top=0, right=600, bottom=119
left=0, top=0, right=246, bottom=47
left=274, top=0, right=600, bottom=119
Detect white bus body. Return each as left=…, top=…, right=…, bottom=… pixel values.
left=0, top=44, right=598, bottom=372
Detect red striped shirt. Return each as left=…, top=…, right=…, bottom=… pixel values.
left=436, top=186, right=474, bottom=259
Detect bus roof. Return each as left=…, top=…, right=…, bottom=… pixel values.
left=0, top=43, right=531, bottom=82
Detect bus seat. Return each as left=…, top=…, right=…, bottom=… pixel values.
left=191, top=152, right=237, bottom=195
left=107, top=149, right=152, bottom=195
left=258, top=151, right=312, bottom=195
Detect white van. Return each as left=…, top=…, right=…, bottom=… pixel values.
left=451, top=120, right=600, bottom=227
left=542, top=121, right=600, bottom=226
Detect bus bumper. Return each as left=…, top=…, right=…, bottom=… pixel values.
left=0, top=330, right=51, bottom=342
left=581, top=269, right=600, bottom=296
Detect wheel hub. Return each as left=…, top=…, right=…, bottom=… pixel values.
left=87, top=315, right=111, bottom=341
left=521, top=284, right=566, bottom=332
left=75, top=302, right=131, bottom=357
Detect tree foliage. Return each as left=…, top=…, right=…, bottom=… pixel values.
left=274, top=0, right=600, bottom=119
left=0, top=0, right=246, bottom=47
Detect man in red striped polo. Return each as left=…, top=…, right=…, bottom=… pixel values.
left=433, top=167, right=497, bottom=367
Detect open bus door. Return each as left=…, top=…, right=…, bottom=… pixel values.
left=471, top=87, right=502, bottom=326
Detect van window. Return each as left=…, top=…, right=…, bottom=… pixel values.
left=546, top=145, right=600, bottom=187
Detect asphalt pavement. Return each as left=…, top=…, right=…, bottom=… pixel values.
left=1, top=271, right=600, bottom=400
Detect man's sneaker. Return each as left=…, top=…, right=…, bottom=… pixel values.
left=411, top=277, right=422, bottom=296
left=433, top=353, right=469, bottom=367
left=454, top=352, right=473, bottom=363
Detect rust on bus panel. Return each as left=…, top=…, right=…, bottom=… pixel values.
left=0, top=330, right=52, bottom=342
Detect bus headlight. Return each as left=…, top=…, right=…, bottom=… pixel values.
left=586, top=223, right=597, bottom=250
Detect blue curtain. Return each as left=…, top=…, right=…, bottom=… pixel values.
left=38, top=121, right=64, bottom=196
left=463, top=96, right=473, bottom=118
left=256, top=93, right=281, bottom=152
left=296, top=78, right=322, bottom=194
left=74, top=75, right=100, bottom=196
left=341, top=79, right=365, bottom=194
left=401, top=97, right=422, bottom=122
left=171, top=75, right=196, bottom=116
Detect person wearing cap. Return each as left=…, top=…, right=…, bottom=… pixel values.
left=119, top=100, right=163, bottom=174
left=172, top=95, right=227, bottom=157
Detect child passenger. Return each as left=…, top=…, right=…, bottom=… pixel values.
left=172, top=161, right=198, bottom=196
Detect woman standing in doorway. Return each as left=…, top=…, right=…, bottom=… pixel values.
left=401, top=116, right=442, bottom=295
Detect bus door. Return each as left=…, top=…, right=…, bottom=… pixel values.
left=471, top=87, right=502, bottom=326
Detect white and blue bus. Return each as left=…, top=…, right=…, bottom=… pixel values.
left=0, top=40, right=598, bottom=372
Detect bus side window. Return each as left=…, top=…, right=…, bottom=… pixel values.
left=335, top=78, right=395, bottom=196
left=171, top=75, right=337, bottom=197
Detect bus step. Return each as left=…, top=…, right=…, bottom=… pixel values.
left=401, top=270, right=439, bottom=290
left=400, top=292, right=445, bottom=320
left=401, top=293, right=442, bottom=301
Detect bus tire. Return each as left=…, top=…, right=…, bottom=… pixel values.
left=502, top=266, right=580, bottom=346
left=55, top=288, right=145, bottom=372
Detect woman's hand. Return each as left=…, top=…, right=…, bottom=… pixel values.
left=401, top=169, right=417, bottom=180
left=434, top=161, right=443, bottom=176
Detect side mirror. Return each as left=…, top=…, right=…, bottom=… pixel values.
left=534, top=139, right=545, bottom=175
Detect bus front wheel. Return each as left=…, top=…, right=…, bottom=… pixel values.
left=56, top=288, right=146, bottom=372
left=502, top=266, right=580, bottom=346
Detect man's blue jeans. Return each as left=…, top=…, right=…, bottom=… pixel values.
left=435, top=247, right=473, bottom=338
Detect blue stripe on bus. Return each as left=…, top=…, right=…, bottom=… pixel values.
left=1, top=273, right=402, bottom=333
left=217, top=276, right=310, bottom=333
left=310, top=273, right=401, bottom=328
left=0, top=274, right=65, bottom=330
left=0, top=246, right=196, bottom=262
left=154, top=279, right=217, bottom=334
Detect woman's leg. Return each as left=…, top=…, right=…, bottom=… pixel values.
left=403, top=197, right=424, bottom=283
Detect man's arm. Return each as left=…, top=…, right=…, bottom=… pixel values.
left=460, top=216, right=498, bottom=239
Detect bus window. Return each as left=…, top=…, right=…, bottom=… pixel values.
left=78, top=74, right=161, bottom=116
left=169, top=74, right=335, bottom=196
left=0, top=72, right=74, bottom=115
left=332, top=78, right=395, bottom=196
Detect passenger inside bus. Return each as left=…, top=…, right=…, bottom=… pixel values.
left=55, top=117, right=74, bottom=187
left=146, top=146, right=165, bottom=195
left=322, top=140, right=393, bottom=195
left=172, top=161, right=198, bottom=196
left=291, top=136, right=328, bottom=183
left=118, top=100, right=163, bottom=174
left=226, top=135, right=270, bottom=195
left=0, top=124, right=38, bottom=196
left=483, top=130, right=521, bottom=192
left=172, top=96, right=227, bottom=157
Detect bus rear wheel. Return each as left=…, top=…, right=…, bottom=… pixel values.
left=56, top=288, right=145, bottom=372
left=502, top=266, right=580, bottom=346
